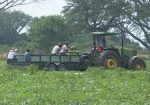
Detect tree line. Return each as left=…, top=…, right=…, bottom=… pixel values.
left=0, top=0, right=149, bottom=52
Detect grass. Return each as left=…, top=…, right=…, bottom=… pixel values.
left=0, top=60, right=150, bottom=105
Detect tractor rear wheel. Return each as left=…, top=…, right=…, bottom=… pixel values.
left=130, top=58, right=146, bottom=70
left=99, top=50, right=121, bottom=69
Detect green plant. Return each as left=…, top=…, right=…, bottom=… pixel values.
left=0, top=60, right=150, bottom=105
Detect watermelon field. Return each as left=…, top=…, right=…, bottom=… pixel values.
left=0, top=60, right=150, bottom=105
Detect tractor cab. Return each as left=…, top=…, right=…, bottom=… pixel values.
left=92, top=32, right=117, bottom=52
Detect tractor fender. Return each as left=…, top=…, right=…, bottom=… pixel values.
left=104, top=48, right=121, bottom=58
left=128, top=56, right=138, bottom=69
left=103, top=48, right=122, bottom=61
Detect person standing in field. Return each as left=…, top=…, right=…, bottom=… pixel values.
left=7, top=47, right=18, bottom=64
left=24, top=49, right=32, bottom=63
left=51, top=43, right=62, bottom=55
left=60, top=42, right=69, bottom=55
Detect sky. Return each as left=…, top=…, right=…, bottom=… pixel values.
left=12, top=0, right=66, bottom=17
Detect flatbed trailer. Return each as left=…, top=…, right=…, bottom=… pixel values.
left=9, top=54, right=88, bottom=71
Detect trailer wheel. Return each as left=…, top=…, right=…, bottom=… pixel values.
left=58, top=64, right=67, bottom=71
left=130, top=58, right=146, bottom=70
left=99, top=50, right=121, bottom=69
left=45, top=63, right=57, bottom=71
left=79, top=63, right=87, bottom=71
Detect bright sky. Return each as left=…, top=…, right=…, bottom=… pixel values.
left=12, top=0, right=66, bottom=17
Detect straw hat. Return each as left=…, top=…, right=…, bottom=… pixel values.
left=11, top=47, right=17, bottom=51
left=11, top=47, right=15, bottom=50
left=14, top=49, right=18, bottom=51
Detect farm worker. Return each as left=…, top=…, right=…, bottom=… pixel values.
left=60, top=42, right=69, bottom=55
left=24, top=49, right=32, bottom=63
left=51, top=43, right=62, bottom=55
left=96, top=35, right=106, bottom=52
left=7, top=47, right=18, bottom=64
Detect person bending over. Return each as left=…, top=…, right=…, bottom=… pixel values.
left=51, top=43, right=62, bottom=55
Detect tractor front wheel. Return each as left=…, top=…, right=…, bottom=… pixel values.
left=99, top=50, right=121, bottom=69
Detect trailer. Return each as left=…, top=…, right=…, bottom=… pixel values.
left=9, top=54, right=88, bottom=71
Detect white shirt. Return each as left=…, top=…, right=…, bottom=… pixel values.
left=60, top=45, right=68, bottom=53
left=51, top=45, right=60, bottom=54
left=7, top=50, right=16, bottom=59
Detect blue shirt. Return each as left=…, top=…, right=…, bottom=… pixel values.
left=24, top=52, right=32, bottom=62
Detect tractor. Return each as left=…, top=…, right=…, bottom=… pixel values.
left=84, top=32, right=146, bottom=70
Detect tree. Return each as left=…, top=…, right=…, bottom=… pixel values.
left=0, top=0, right=41, bottom=12
left=117, top=0, right=150, bottom=49
left=0, top=11, right=31, bottom=45
left=28, top=16, right=71, bottom=51
left=63, top=0, right=150, bottom=49
left=62, top=0, right=126, bottom=32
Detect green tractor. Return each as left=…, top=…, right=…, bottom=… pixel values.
left=85, top=32, right=146, bottom=70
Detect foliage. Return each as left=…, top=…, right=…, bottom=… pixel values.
left=117, top=0, right=150, bottom=49
left=71, top=33, right=93, bottom=51
left=0, top=45, right=10, bottom=52
left=0, top=45, right=10, bottom=60
left=0, top=61, right=150, bottom=104
left=0, top=0, right=42, bottom=12
left=62, top=0, right=126, bottom=32
left=28, top=16, right=72, bottom=52
left=62, top=0, right=150, bottom=49
left=107, top=34, right=142, bottom=50
left=0, top=11, right=31, bottom=45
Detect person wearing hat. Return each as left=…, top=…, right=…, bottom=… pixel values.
left=7, top=47, right=17, bottom=64
left=51, top=43, right=62, bottom=55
